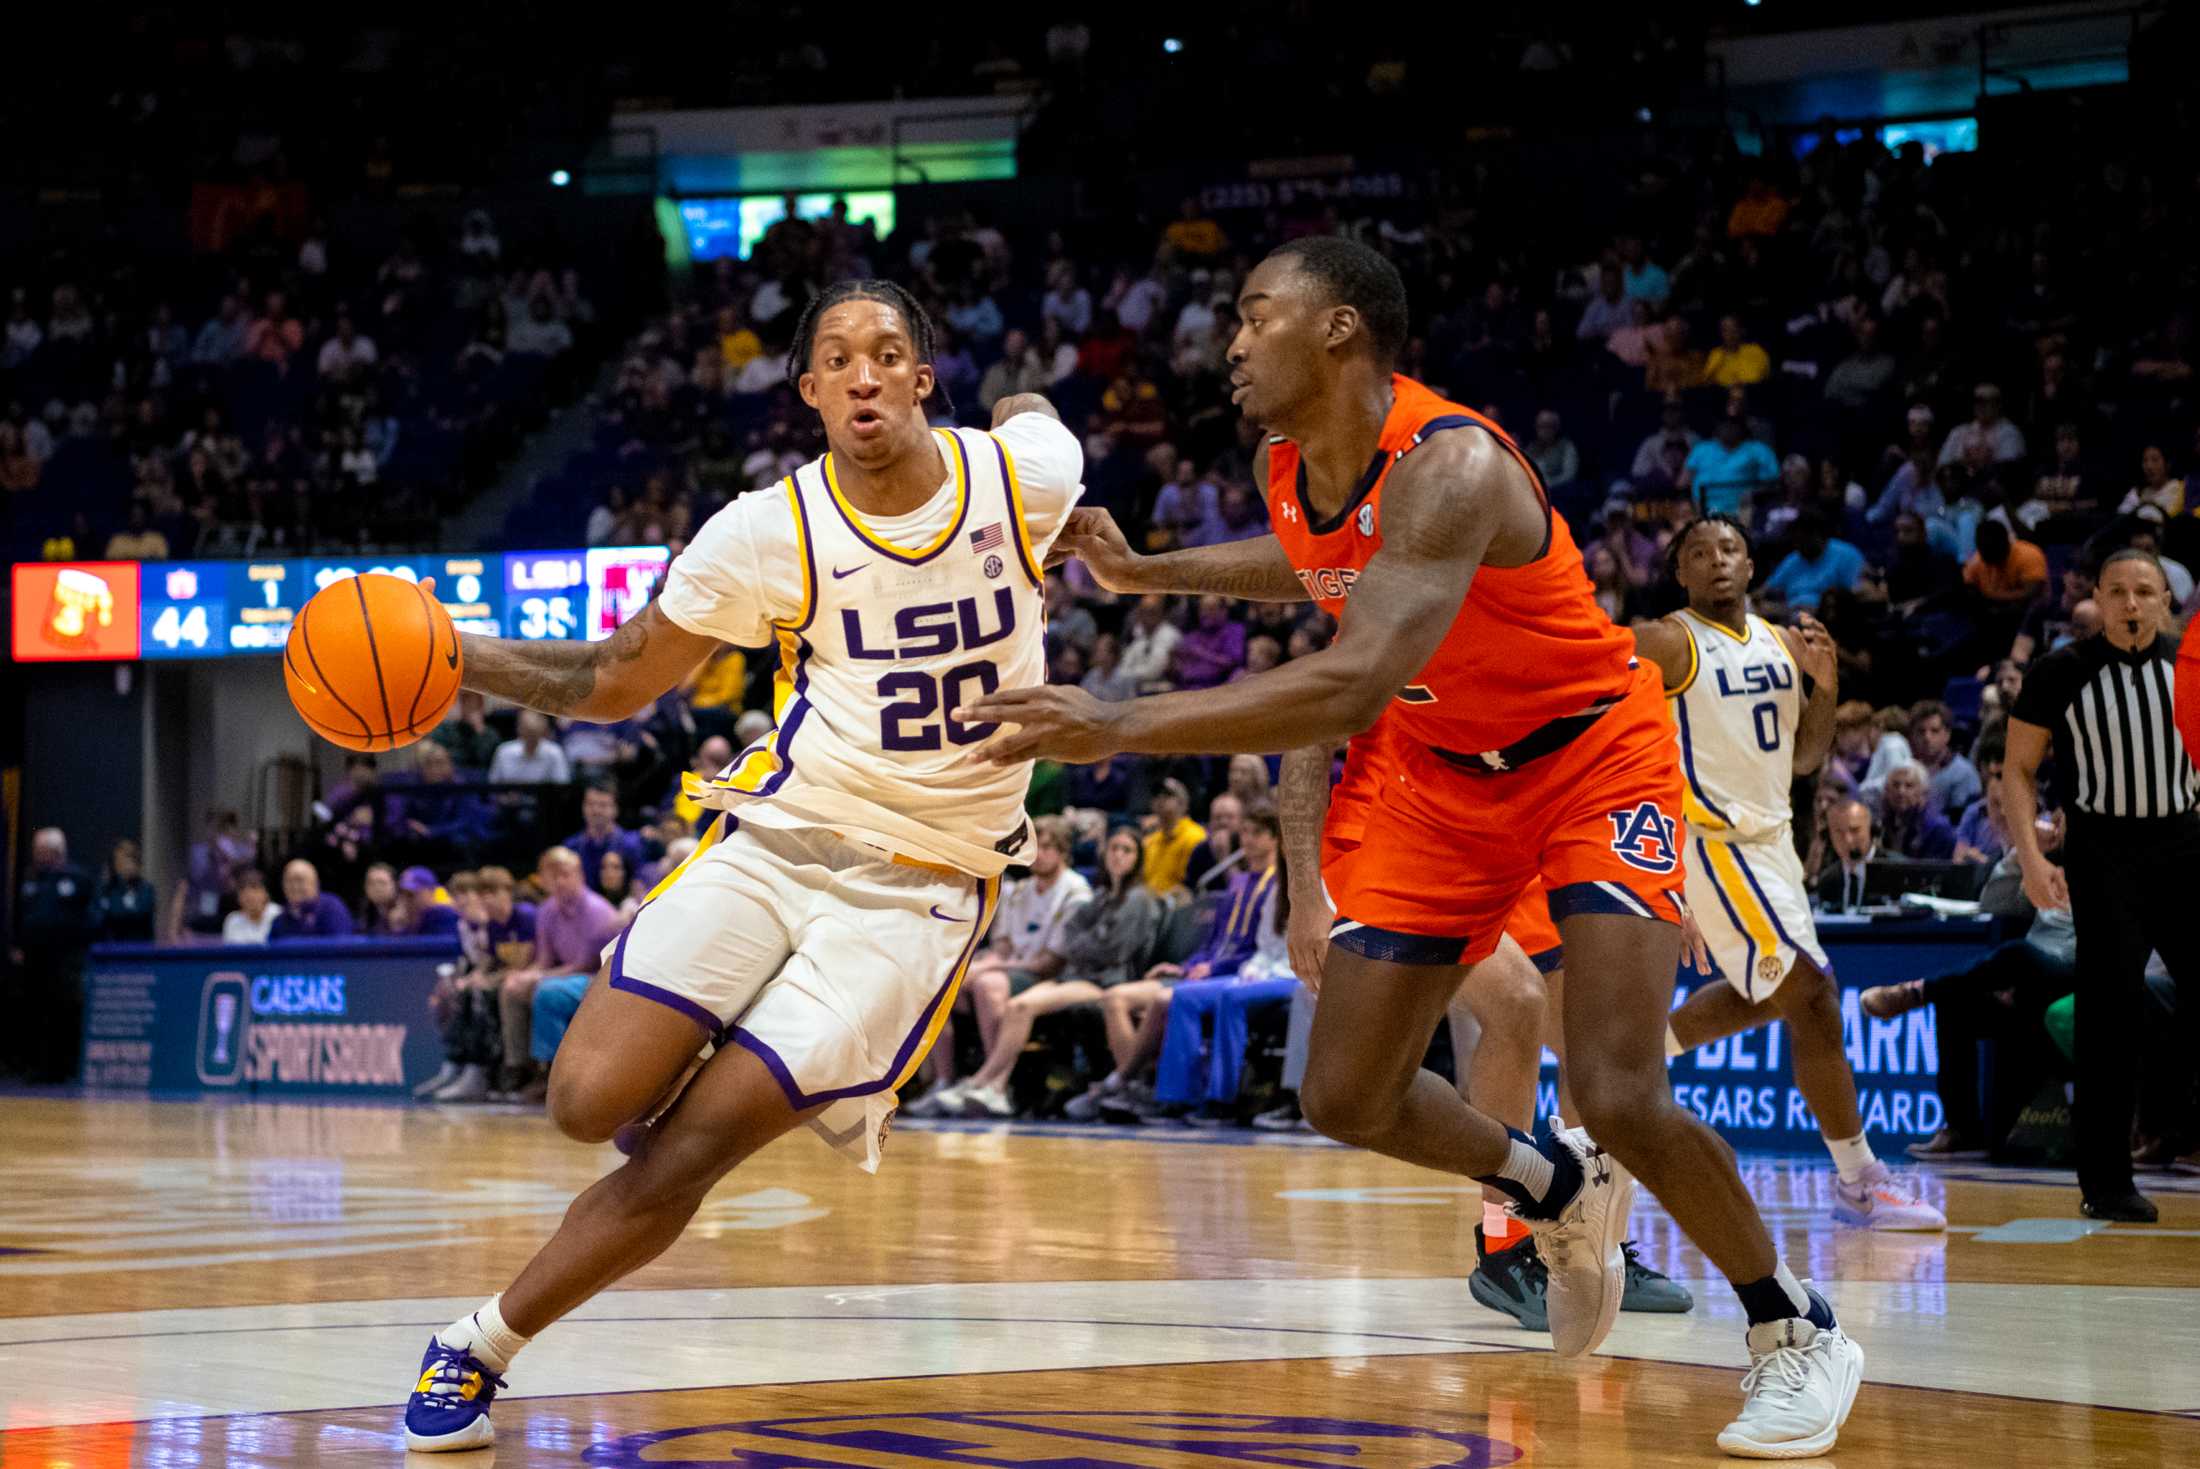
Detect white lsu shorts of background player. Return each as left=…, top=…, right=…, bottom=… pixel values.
left=606, top=817, right=998, bottom=1172
left=1681, top=833, right=1831, bottom=1002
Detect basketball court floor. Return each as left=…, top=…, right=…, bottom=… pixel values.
left=2, top=1093, right=2197, bottom=1466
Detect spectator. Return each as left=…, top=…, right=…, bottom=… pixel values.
left=500, top=847, right=620, bottom=1104
left=317, top=309, right=379, bottom=382
left=1164, top=197, right=1228, bottom=260
left=1525, top=410, right=1579, bottom=492
left=1702, top=314, right=1770, bottom=388
left=1081, top=633, right=1136, bottom=703
left=2012, top=564, right=2095, bottom=665
left=388, top=742, right=490, bottom=865
left=422, top=865, right=539, bottom=1101
left=1172, top=595, right=1247, bottom=690
left=1878, top=762, right=1958, bottom=860
left=1151, top=456, right=1223, bottom=548
left=596, top=850, right=644, bottom=923
left=358, top=862, right=401, bottom=935
left=909, top=816, right=1092, bottom=1114
left=1823, top=315, right=1896, bottom=411
left=1953, top=738, right=2010, bottom=865
left=1636, top=393, right=1698, bottom=479
left=1814, top=799, right=1880, bottom=913
left=1616, top=235, right=1669, bottom=306
left=1938, top=383, right=2027, bottom=468
left=191, top=294, right=247, bottom=366
left=1118, top=595, right=1183, bottom=690
left=1574, top=264, right=1630, bottom=344
left=2118, top=444, right=2185, bottom=519
left=11, top=828, right=96, bottom=1080
left=1141, top=778, right=1207, bottom=899
left=104, top=504, right=170, bottom=560
left=270, top=859, right=355, bottom=940
left=566, top=780, right=646, bottom=893
left=1678, top=406, right=1778, bottom=517
left=180, top=809, right=255, bottom=935
left=957, top=825, right=1164, bottom=1116
left=2020, top=423, right=2102, bottom=537
left=1829, top=703, right=1913, bottom=804
left=244, top=291, right=305, bottom=369
left=2125, top=520, right=2195, bottom=607
left=220, top=868, right=282, bottom=945
left=977, top=328, right=1049, bottom=414
left=1908, top=700, right=1983, bottom=818
left=1761, top=511, right=1866, bottom=613
left=431, top=691, right=503, bottom=774
left=1964, top=520, right=2050, bottom=608
left=1209, top=483, right=1269, bottom=543
left=1727, top=173, right=1790, bottom=238
left=506, top=295, right=574, bottom=357
left=1041, top=261, right=1094, bottom=337
left=1183, top=792, right=1244, bottom=893
left=489, top=711, right=573, bottom=784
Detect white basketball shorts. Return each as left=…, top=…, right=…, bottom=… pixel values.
left=606, top=817, right=998, bottom=1172
left=1680, top=831, right=1830, bottom=1002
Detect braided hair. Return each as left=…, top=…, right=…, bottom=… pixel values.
left=1664, top=511, right=1754, bottom=587
left=784, top=277, right=950, bottom=413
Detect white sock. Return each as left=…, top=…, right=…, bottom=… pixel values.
left=1664, top=1025, right=1685, bottom=1059
left=1824, top=1131, right=1877, bottom=1185
left=1495, top=1137, right=1555, bottom=1202
left=437, top=1294, right=531, bottom=1374
left=1773, top=1262, right=1811, bottom=1316
left=1481, top=1200, right=1512, bottom=1236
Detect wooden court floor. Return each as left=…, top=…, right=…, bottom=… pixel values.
left=2, top=1094, right=2197, bottom=1466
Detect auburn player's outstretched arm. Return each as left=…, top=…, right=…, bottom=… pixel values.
left=1046, top=438, right=1310, bottom=602
left=959, top=430, right=1517, bottom=760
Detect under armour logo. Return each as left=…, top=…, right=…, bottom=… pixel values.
left=1477, top=750, right=1509, bottom=771
left=1281, top=502, right=1299, bottom=522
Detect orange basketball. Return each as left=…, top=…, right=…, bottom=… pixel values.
left=284, top=573, right=463, bottom=751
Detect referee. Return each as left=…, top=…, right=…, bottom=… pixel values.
left=2003, top=548, right=2198, bottom=1222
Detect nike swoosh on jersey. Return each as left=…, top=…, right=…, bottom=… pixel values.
left=928, top=904, right=966, bottom=922
left=832, top=564, right=870, bottom=580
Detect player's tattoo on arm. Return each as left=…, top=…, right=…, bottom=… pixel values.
left=458, top=602, right=703, bottom=721
left=989, top=393, right=1060, bottom=426
left=1131, top=535, right=1312, bottom=601
left=1278, top=744, right=1335, bottom=891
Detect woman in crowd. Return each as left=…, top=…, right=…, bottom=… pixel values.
left=597, top=849, right=644, bottom=923
left=956, top=826, right=1163, bottom=1117
left=95, top=839, right=158, bottom=944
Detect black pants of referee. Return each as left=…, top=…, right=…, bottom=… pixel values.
left=2065, top=811, right=2200, bottom=1199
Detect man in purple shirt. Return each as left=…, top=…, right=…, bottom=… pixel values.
left=1171, top=594, right=1249, bottom=690
left=497, top=847, right=620, bottom=1102
left=564, top=782, right=647, bottom=894
left=269, top=859, right=356, bottom=941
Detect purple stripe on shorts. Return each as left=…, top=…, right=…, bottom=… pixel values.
left=608, top=918, right=725, bottom=1039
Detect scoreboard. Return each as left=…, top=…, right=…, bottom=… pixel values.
left=11, top=546, right=671, bottom=663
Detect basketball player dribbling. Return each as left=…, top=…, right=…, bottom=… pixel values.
left=1634, top=515, right=1944, bottom=1232
left=398, top=281, right=1084, bottom=1451
left=964, top=238, right=1863, bottom=1458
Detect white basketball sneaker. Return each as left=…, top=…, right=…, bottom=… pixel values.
left=1716, top=1297, right=1864, bottom=1459
left=1520, top=1122, right=1636, bottom=1358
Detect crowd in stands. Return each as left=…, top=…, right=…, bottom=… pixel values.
left=1, top=206, right=609, bottom=563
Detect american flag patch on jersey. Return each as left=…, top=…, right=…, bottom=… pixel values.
left=969, top=522, right=1005, bottom=554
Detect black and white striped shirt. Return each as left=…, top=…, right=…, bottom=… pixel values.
left=2012, top=633, right=2196, bottom=819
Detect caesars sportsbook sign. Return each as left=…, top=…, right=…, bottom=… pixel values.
left=81, top=939, right=454, bottom=1096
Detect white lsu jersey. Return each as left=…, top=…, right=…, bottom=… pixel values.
left=1668, top=608, right=1802, bottom=844
left=657, top=413, right=1083, bottom=877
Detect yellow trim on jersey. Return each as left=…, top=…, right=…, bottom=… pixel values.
left=1666, top=615, right=1702, bottom=697
left=1760, top=615, right=1801, bottom=673
left=1702, top=840, right=1779, bottom=957
left=780, top=475, right=815, bottom=629
left=641, top=810, right=731, bottom=905
left=893, top=875, right=1001, bottom=1090
left=1681, top=605, right=1753, bottom=645
left=820, top=428, right=968, bottom=560
left=1683, top=792, right=1731, bottom=833
left=988, top=429, right=1045, bottom=588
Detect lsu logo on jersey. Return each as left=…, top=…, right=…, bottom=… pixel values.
left=1714, top=661, right=1795, bottom=698
left=1607, top=801, right=1679, bottom=874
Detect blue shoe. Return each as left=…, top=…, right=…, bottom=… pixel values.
left=404, top=1335, right=505, bottom=1452
left=1469, top=1226, right=1551, bottom=1330
left=1620, top=1240, right=1694, bottom=1313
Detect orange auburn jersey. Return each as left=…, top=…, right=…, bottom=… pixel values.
left=1266, top=375, right=1638, bottom=756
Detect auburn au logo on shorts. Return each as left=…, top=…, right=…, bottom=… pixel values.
left=1606, top=802, right=1679, bottom=874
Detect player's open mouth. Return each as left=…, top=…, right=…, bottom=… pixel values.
left=850, top=408, right=885, bottom=435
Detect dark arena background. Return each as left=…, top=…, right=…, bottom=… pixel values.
left=3, top=4, right=2199, bottom=1465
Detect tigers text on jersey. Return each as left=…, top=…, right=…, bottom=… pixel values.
left=1264, top=375, right=1640, bottom=755
left=1667, top=608, right=1801, bottom=843
left=656, top=414, right=1083, bottom=877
